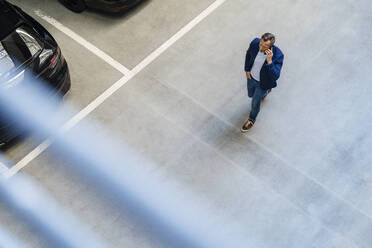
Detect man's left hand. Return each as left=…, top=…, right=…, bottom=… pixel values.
left=265, top=48, right=273, bottom=64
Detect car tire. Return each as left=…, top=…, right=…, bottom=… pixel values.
left=59, top=0, right=87, bottom=13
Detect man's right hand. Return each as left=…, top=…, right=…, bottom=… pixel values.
left=246, top=71, right=252, bottom=79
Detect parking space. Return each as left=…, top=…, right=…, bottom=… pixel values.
left=1, top=0, right=372, bottom=247
left=1, top=8, right=123, bottom=163
left=3, top=0, right=218, bottom=164
left=9, top=0, right=216, bottom=68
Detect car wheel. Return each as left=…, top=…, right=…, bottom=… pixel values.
left=59, top=0, right=87, bottom=13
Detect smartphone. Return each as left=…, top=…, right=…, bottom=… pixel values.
left=265, top=45, right=273, bottom=55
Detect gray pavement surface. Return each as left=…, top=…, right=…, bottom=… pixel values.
left=1, top=0, right=372, bottom=247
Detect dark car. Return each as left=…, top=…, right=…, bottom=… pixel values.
left=59, top=0, right=143, bottom=13
left=0, top=0, right=71, bottom=146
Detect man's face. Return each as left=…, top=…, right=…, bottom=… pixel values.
left=259, top=39, right=272, bottom=51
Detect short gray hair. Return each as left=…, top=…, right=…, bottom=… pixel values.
left=261, top=33, right=275, bottom=45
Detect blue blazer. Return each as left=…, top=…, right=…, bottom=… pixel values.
left=244, top=38, right=284, bottom=90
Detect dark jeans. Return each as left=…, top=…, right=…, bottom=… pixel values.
left=247, top=78, right=268, bottom=121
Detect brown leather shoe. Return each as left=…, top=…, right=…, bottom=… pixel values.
left=241, top=119, right=255, bottom=132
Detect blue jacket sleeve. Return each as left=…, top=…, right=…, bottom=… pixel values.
left=244, top=50, right=251, bottom=72
left=268, top=53, right=284, bottom=81
left=244, top=39, right=256, bottom=72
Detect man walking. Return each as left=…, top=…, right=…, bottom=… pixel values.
left=241, top=33, right=284, bottom=132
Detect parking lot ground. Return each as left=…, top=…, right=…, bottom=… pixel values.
left=9, top=0, right=216, bottom=69
left=1, top=11, right=123, bottom=164
left=2, top=0, right=372, bottom=247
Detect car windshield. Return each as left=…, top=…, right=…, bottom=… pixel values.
left=0, top=25, right=42, bottom=78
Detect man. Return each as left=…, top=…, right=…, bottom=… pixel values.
left=241, top=33, right=284, bottom=132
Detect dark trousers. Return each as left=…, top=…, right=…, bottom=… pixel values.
left=247, top=78, right=268, bottom=121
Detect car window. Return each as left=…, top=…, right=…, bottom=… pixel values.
left=0, top=25, right=42, bottom=77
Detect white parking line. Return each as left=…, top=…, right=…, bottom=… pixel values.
left=5, top=0, right=227, bottom=178
left=0, top=163, right=8, bottom=174
left=4, top=140, right=52, bottom=178
left=34, top=10, right=131, bottom=75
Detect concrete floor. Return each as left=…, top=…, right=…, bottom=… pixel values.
left=1, top=0, right=372, bottom=247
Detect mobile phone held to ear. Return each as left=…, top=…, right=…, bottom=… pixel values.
left=265, top=46, right=273, bottom=55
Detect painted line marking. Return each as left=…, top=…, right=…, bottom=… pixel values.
left=34, top=10, right=131, bottom=75
left=130, top=0, right=226, bottom=75
left=0, top=163, right=8, bottom=175
left=5, top=0, right=227, bottom=178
